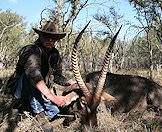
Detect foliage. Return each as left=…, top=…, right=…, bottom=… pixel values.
left=0, top=10, right=36, bottom=68
left=94, top=6, right=123, bottom=37
left=129, top=0, right=162, bottom=43
left=125, top=0, right=162, bottom=74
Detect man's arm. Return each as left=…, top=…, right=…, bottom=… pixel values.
left=24, top=50, right=65, bottom=106
left=36, top=80, right=65, bottom=106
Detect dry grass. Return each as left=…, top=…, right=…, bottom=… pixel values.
left=0, top=68, right=15, bottom=78
left=0, top=100, right=160, bottom=132
left=0, top=68, right=162, bottom=131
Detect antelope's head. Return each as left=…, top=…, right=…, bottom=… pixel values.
left=62, top=23, right=121, bottom=127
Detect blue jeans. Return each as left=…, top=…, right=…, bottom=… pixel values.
left=14, top=79, right=60, bottom=119
left=30, top=96, right=60, bottom=119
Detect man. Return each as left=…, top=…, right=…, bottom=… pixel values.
left=7, top=20, right=75, bottom=121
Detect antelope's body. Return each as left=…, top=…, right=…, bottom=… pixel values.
left=86, top=71, right=162, bottom=113
left=62, top=71, right=162, bottom=126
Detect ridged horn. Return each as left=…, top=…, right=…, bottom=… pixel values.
left=71, top=21, right=91, bottom=102
left=94, top=25, right=122, bottom=106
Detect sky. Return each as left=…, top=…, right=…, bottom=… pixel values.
left=0, top=0, right=139, bottom=40
left=0, top=0, right=50, bottom=25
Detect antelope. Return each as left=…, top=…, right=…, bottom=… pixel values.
left=62, top=22, right=121, bottom=128
left=62, top=24, right=162, bottom=127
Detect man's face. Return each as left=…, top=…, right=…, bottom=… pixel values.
left=40, top=35, right=57, bottom=49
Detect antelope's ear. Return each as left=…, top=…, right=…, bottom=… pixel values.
left=101, top=92, right=116, bottom=101
left=64, top=91, right=79, bottom=106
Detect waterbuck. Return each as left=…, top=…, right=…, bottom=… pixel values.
left=62, top=25, right=162, bottom=127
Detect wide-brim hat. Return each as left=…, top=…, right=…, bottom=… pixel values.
left=33, top=21, right=66, bottom=40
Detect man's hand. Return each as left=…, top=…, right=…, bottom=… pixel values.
left=52, top=95, right=65, bottom=107
left=36, top=80, right=66, bottom=107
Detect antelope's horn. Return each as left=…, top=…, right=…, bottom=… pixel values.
left=94, top=25, right=122, bottom=105
left=71, top=21, right=92, bottom=102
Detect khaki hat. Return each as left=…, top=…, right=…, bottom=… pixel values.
left=33, top=21, right=66, bottom=40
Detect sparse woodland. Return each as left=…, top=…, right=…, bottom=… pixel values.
left=0, top=0, right=162, bottom=131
